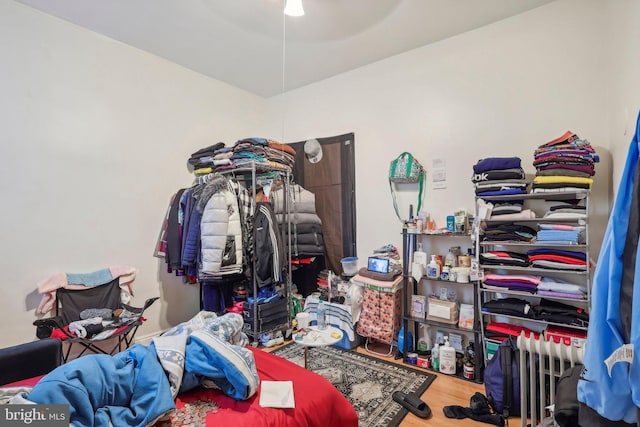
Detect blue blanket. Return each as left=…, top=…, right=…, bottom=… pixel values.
left=28, top=344, right=174, bottom=426
left=27, top=312, right=259, bottom=427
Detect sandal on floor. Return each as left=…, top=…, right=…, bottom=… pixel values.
left=392, top=391, right=432, bottom=419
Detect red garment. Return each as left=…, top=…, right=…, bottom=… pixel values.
left=528, top=254, right=587, bottom=265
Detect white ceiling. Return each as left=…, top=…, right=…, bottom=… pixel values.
left=15, top=0, right=555, bottom=98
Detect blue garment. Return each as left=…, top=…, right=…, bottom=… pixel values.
left=181, top=189, right=201, bottom=277
left=28, top=344, right=175, bottom=427
left=577, top=111, right=640, bottom=423
left=477, top=188, right=526, bottom=197
left=473, top=157, right=522, bottom=174
left=66, top=268, right=113, bottom=286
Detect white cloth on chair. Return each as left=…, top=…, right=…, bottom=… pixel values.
left=68, top=317, right=103, bottom=338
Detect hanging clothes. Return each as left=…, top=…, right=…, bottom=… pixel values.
left=198, top=174, right=243, bottom=278
left=577, top=111, right=640, bottom=424
left=254, top=202, right=283, bottom=288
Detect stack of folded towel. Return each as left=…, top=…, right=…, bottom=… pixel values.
left=531, top=131, right=599, bottom=194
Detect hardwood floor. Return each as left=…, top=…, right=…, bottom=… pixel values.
left=266, top=341, right=518, bottom=426
left=352, top=345, right=488, bottom=427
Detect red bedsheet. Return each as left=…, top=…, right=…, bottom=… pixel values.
left=159, top=346, right=358, bottom=427
left=4, top=346, right=358, bottom=427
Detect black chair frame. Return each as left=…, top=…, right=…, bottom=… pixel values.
left=34, top=280, right=158, bottom=362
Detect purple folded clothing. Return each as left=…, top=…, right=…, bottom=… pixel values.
left=484, top=279, right=538, bottom=288
left=537, top=290, right=586, bottom=300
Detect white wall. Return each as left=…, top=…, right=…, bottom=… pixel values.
left=2, top=0, right=638, bottom=349
left=266, top=0, right=614, bottom=264
left=0, top=1, right=267, bottom=347
left=604, top=0, right=640, bottom=190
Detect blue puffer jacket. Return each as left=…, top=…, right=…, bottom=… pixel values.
left=181, top=189, right=202, bottom=276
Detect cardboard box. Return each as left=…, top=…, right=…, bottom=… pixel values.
left=426, top=297, right=459, bottom=324
left=410, top=295, right=427, bottom=319
left=458, top=303, right=475, bottom=330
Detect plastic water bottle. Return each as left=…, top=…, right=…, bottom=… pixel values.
left=317, top=300, right=327, bottom=330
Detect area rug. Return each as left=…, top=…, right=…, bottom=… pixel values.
left=271, top=344, right=436, bottom=427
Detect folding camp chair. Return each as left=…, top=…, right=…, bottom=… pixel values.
left=33, top=277, right=159, bottom=362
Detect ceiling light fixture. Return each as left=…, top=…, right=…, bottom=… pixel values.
left=284, top=0, right=305, bottom=17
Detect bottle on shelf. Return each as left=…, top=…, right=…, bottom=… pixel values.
left=431, top=342, right=440, bottom=371
left=439, top=336, right=456, bottom=375
left=445, top=248, right=458, bottom=268
left=317, top=300, right=327, bottom=330
left=427, top=255, right=441, bottom=279
left=417, top=324, right=432, bottom=352
left=414, top=242, right=427, bottom=268
left=463, top=342, right=475, bottom=380
left=441, top=265, right=450, bottom=280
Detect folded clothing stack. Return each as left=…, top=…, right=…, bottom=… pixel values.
left=482, top=273, right=541, bottom=294
left=536, top=223, right=585, bottom=245
left=481, top=274, right=587, bottom=300
left=483, top=297, right=589, bottom=327
left=482, top=224, right=536, bottom=243
left=531, top=131, right=599, bottom=194
left=479, top=250, right=529, bottom=267
left=472, top=157, right=528, bottom=199
left=526, top=248, right=590, bottom=271
left=537, top=277, right=587, bottom=300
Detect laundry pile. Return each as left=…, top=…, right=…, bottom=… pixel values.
left=472, top=157, right=531, bottom=220
left=531, top=131, right=599, bottom=194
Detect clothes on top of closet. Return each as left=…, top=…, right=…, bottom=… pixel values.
left=188, top=142, right=226, bottom=169
left=531, top=131, right=599, bottom=194
left=198, top=138, right=296, bottom=174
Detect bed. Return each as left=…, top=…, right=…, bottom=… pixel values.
left=0, top=313, right=358, bottom=427
left=160, top=346, right=358, bottom=427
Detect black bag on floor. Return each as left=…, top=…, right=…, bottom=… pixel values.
left=484, top=336, right=521, bottom=418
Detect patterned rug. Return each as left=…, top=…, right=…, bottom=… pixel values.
left=271, top=344, right=435, bottom=427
